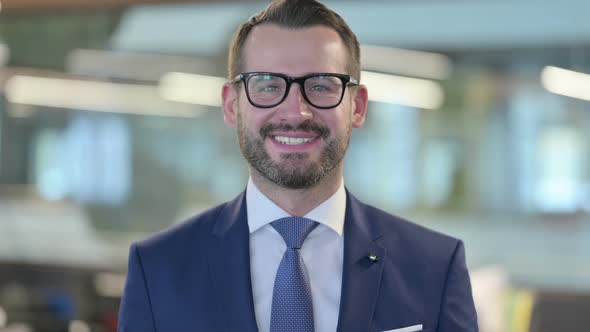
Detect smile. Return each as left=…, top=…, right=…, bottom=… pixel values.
left=272, top=136, right=317, bottom=145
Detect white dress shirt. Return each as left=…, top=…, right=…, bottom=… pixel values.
left=247, top=178, right=345, bottom=332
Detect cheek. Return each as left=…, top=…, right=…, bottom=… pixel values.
left=325, top=106, right=353, bottom=130
left=237, top=106, right=268, bottom=133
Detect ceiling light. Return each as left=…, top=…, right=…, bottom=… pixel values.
left=541, top=66, right=590, bottom=102
left=159, top=72, right=227, bottom=107
left=361, top=45, right=451, bottom=80
left=361, top=70, right=444, bottom=109
left=5, top=75, right=203, bottom=118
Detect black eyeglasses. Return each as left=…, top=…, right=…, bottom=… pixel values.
left=231, top=72, right=359, bottom=109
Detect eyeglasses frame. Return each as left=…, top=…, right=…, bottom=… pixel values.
left=231, top=72, right=359, bottom=109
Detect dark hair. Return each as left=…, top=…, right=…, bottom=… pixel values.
left=227, top=0, right=360, bottom=80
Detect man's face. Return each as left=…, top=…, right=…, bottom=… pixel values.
left=222, top=24, right=367, bottom=189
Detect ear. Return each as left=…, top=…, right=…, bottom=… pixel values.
left=222, top=82, right=239, bottom=128
left=351, top=84, right=368, bottom=128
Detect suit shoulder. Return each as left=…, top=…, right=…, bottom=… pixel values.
left=135, top=201, right=226, bottom=252
left=361, top=201, right=462, bottom=256
left=380, top=206, right=457, bottom=241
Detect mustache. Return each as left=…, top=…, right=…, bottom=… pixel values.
left=260, top=121, right=330, bottom=139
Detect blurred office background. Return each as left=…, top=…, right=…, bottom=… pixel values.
left=0, top=0, right=589, bottom=331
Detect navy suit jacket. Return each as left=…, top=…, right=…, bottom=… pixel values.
left=118, top=191, right=478, bottom=331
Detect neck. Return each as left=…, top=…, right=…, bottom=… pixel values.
left=250, top=166, right=343, bottom=217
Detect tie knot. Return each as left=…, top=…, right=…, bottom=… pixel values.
left=271, top=217, right=319, bottom=249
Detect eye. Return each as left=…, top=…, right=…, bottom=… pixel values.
left=310, top=84, right=331, bottom=92
left=259, top=85, right=282, bottom=93
left=249, top=75, right=284, bottom=94
left=306, top=76, right=341, bottom=94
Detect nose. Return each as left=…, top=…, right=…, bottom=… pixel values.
left=276, top=83, right=313, bottom=122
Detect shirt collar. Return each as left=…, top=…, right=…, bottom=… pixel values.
left=246, top=178, right=346, bottom=236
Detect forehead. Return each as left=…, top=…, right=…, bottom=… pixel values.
left=242, top=24, right=348, bottom=76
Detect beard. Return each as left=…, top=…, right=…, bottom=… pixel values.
left=237, top=113, right=351, bottom=189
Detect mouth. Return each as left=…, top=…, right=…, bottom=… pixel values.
left=266, top=132, right=321, bottom=153
left=272, top=135, right=317, bottom=145
left=260, top=122, right=328, bottom=151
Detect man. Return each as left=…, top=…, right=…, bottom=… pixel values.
left=118, top=1, right=478, bottom=331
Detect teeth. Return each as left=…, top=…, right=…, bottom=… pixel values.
left=273, top=136, right=315, bottom=145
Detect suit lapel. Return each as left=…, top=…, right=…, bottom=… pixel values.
left=206, top=190, right=388, bottom=332
left=337, top=192, right=386, bottom=332
left=208, top=192, right=259, bottom=332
